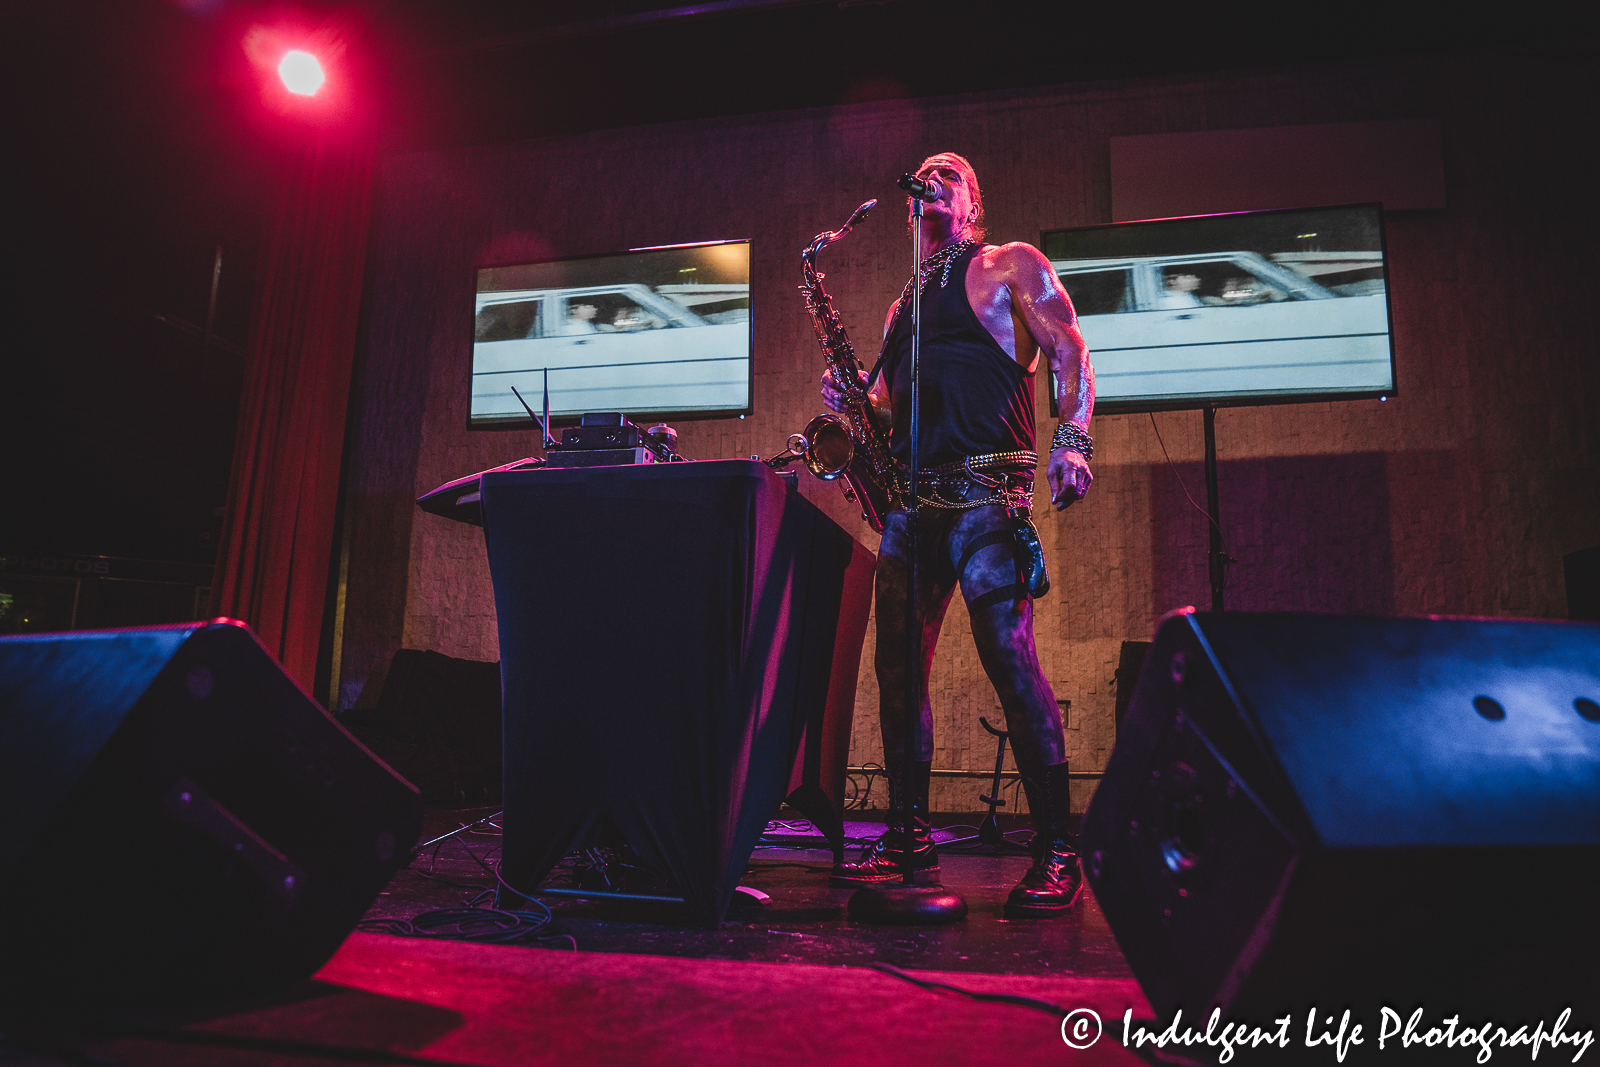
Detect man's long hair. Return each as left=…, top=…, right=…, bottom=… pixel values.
left=913, top=151, right=987, bottom=241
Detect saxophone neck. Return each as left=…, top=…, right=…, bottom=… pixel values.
left=802, top=199, right=877, bottom=276
left=802, top=253, right=823, bottom=288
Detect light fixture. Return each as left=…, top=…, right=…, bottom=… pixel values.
left=278, top=50, right=325, bottom=96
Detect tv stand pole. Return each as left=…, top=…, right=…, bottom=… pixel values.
left=1203, top=406, right=1225, bottom=611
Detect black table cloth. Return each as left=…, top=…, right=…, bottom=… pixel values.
left=479, top=459, right=873, bottom=926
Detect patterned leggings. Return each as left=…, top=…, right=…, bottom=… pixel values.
left=873, top=504, right=1065, bottom=778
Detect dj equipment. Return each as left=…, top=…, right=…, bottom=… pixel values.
left=0, top=620, right=422, bottom=1006
left=416, top=414, right=684, bottom=522
left=549, top=412, right=657, bottom=468
left=547, top=446, right=657, bottom=468
left=1083, top=610, right=1600, bottom=1021
left=561, top=419, right=644, bottom=451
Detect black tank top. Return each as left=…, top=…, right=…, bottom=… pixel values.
left=873, top=244, right=1035, bottom=470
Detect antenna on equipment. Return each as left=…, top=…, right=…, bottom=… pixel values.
left=510, top=370, right=557, bottom=450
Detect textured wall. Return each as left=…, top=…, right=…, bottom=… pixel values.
left=340, top=50, right=1597, bottom=815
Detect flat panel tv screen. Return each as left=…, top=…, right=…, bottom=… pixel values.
left=1040, top=204, right=1394, bottom=414
left=470, top=240, right=751, bottom=427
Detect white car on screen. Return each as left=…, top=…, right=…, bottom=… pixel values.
left=471, top=283, right=749, bottom=421
left=1052, top=251, right=1390, bottom=405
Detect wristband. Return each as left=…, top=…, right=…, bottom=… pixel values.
left=1051, top=422, right=1093, bottom=460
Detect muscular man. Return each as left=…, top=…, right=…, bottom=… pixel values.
left=821, top=152, right=1095, bottom=917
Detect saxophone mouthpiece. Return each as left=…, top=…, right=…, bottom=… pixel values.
left=845, top=199, right=877, bottom=228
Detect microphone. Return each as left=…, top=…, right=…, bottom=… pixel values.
left=897, top=173, right=943, bottom=201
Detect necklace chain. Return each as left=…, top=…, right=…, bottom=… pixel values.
left=921, top=238, right=966, bottom=289
left=893, top=239, right=976, bottom=317
left=921, top=238, right=975, bottom=289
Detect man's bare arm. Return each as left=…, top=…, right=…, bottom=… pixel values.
left=993, top=243, right=1096, bottom=509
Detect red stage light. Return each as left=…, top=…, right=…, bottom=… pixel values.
left=278, top=50, right=325, bottom=96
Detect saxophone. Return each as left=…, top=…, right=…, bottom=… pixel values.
left=790, top=199, right=903, bottom=533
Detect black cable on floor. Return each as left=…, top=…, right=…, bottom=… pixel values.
left=865, top=961, right=1075, bottom=1018
left=938, top=829, right=1035, bottom=853
left=354, top=904, right=554, bottom=945
left=360, top=826, right=568, bottom=948
left=405, top=866, right=493, bottom=892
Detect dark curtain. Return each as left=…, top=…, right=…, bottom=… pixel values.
left=211, top=127, right=375, bottom=690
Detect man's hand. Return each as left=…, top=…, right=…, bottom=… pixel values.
left=820, top=366, right=868, bottom=414
left=1047, top=446, right=1093, bottom=510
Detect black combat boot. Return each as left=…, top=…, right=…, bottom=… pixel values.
left=1005, top=761, right=1084, bottom=917
left=830, top=759, right=940, bottom=886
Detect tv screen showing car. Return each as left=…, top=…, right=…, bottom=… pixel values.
left=1040, top=204, right=1395, bottom=414
left=470, top=240, right=751, bottom=427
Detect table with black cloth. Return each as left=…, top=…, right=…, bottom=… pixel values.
left=478, top=459, right=874, bottom=927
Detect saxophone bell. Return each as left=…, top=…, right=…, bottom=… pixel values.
left=800, top=413, right=855, bottom=481
left=762, top=415, right=855, bottom=479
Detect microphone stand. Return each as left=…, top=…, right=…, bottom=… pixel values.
left=848, top=191, right=967, bottom=926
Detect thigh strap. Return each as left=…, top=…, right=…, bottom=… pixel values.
left=969, top=583, right=1027, bottom=612
left=955, top=528, right=1015, bottom=584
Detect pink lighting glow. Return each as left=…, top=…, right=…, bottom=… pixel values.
left=278, top=51, right=325, bottom=96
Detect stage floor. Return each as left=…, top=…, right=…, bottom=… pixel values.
left=0, top=807, right=1155, bottom=1067
left=360, top=805, right=1137, bottom=979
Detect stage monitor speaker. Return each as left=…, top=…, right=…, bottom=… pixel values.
left=0, top=620, right=422, bottom=1007
left=1083, top=610, right=1600, bottom=1023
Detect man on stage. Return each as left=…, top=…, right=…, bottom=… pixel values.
left=820, top=152, right=1095, bottom=917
